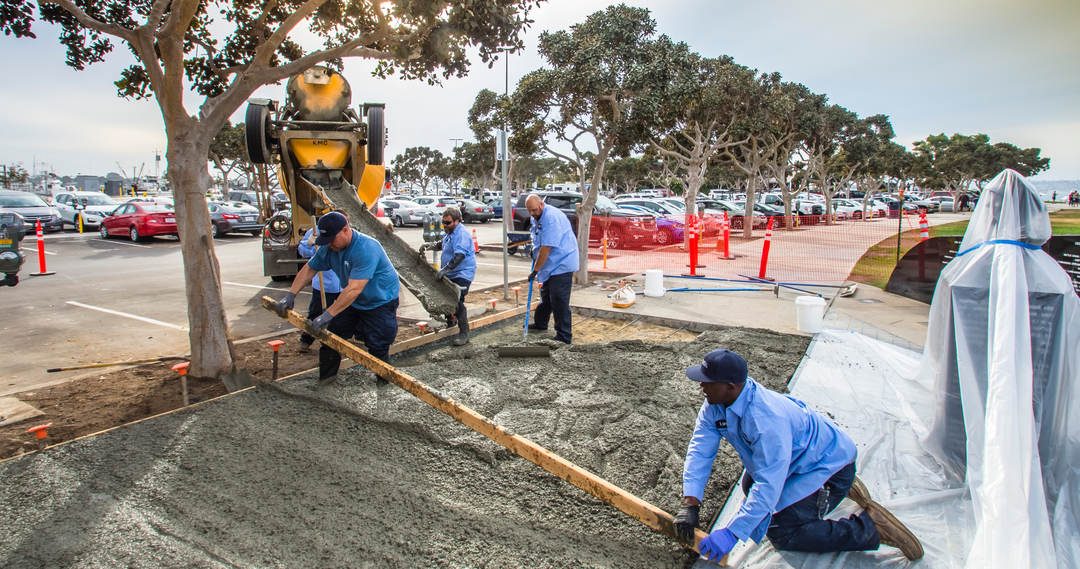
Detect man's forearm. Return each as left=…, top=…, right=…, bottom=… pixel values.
left=534, top=245, right=551, bottom=273
left=291, top=264, right=317, bottom=294
left=326, top=279, right=368, bottom=316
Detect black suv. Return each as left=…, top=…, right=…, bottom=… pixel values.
left=512, top=192, right=657, bottom=249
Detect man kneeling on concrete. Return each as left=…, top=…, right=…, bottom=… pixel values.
left=674, top=349, right=923, bottom=563
left=275, top=212, right=400, bottom=386
left=420, top=206, right=476, bottom=346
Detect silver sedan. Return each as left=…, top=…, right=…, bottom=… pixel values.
left=379, top=199, right=435, bottom=227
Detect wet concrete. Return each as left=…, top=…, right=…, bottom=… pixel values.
left=0, top=324, right=808, bottom=568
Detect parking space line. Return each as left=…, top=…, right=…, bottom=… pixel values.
left=66, top=301, right=187, bottom=330
left=223, top=281, right=310, bottom=295
left=22, top=247, right=57, bottom=256
left=95, top=239, right=151, bottom=249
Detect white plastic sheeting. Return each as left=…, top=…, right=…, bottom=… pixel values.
left=695, top=330, right=975, bottom=569
left=920, top=170, right=1080, bottom=568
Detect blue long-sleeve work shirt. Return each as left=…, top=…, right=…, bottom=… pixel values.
left=683, top=378, right=856, bottom=543
left=441, top=222, right=476, bottom=282
left=530, top=205, right=579, bottom=283
left=299, top=228, right=342, bottom=293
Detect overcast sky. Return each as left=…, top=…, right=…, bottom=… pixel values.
left=0, top=0, right=1077, bottom=181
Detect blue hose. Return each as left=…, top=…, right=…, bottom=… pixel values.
left=524, top=255, right=537, bottom=339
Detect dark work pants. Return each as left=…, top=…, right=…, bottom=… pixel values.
left=300, top=289, right=340, bottom=346
left=449, top=276, right=472, bottom=335
left=532, top=271, right=573, bottom=344
left=742, top=461, right=880, bottom=552
left=318, top=298, right=399, bottom=380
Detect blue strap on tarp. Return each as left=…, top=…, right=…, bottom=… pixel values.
left=956, top=239, right=1042, bottom=257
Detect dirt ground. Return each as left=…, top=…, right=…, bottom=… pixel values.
left=0, top=320, right=810, bottom=568
left=0, top=321, right=426, bottom=460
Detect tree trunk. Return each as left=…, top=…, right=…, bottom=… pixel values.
left=575, top=148, right=610, bottom=285
left=743, top=174, right=758, bottom=239
left=167, top=135, right=234, bottom=379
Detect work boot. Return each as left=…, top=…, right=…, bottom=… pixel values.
left=864, top=501, right=924, bottom=560
left=453, top=301, right=469, bottom=346
left=298, top=342, right=312, bottom=354
left=453, top=332, right=470, bottom=346
left=317, top=374, right=339, bottom=388
left=526, top=323, right=548, bottom=331
left=847, top=476, right=872, bottom=508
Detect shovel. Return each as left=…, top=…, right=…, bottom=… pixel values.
left=221, top=338, right=255, bottom=392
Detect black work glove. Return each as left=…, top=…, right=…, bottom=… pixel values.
left=436, top=266, right=449, bottom=280
left=528, top=270, right=538, bottom=283
left=311, top=311, right=333, bottom=334
left=673, top=504, right=700, bottom=542
left=276, top=292, right=296, bottom=317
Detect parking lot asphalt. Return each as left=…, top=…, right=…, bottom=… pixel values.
left=2, top=220, right=533, bottom=396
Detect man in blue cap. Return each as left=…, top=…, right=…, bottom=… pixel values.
left=674, top=349, right=923, bottom=562
left=275, top=211, right=400, bottom=386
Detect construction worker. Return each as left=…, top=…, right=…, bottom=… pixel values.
left=275, top=211, right=399, bottom=386
left=674, top=349, right=923, bottom=563
left=525, top=194, right=579, bottom=344
left=296, top=226, right=342, bottom=354
left=419, top=206, right=476, bottom=346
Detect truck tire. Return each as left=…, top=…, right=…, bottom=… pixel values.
left=246, top=104, right=273, bottom=164
left=366, top=106, right=385, bottom=166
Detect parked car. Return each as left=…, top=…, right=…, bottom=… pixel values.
left=731, top=201, right=789, bottom=227
left=99, top=201, right=178, bottom=241
left=512, top=192, right=657, bottom=249
left=454, top=199, right=494, bottom=223
left=759, top=194, right=824, bottom=217
left=617, top=205, right=689, bottom=245
left=52, top=191, right=120, bottom=229
left=484, top=199, right=503, bottom=219
left=379, top=199, right=433, bottom=227
left=928, top=196, right=955, bottom=212
left=227, top=190, right=287, bottom=209
left=414, top=195, right=458, bottom=210
left=208, top=201, right=263, bottom=237
left=696, top=199, right=767, bottom=229
left=0, top=190, right=63, bottom=232
left=901, top=194, right=939, bottom=213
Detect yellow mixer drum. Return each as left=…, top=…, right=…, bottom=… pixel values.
left=288, top=139, right=351, bottom=169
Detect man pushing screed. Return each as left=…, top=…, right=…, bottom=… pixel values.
left=674, top=349, right=923, bottom=563
left=525, top=194, right=578, bottom=344
left=275, top=211, right=400, bottom=387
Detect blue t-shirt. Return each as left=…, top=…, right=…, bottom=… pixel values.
left=307, top=230, right=399, bottom=310
left=298, top=228, right=342, bottom=293
left=441, top=222, right=476, bottom=282
left=530, top=205, right=579, bottom=282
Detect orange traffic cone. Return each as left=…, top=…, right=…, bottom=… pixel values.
left=472, top=229, right=479, bottom=253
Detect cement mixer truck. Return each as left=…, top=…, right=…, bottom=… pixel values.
left=245, top=66, right=461, bottom=320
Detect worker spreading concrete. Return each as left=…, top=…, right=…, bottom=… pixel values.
left=276, top=212, right=400, bottom=386
left=296, top=226, right=342, bottom=354
left=525, top=194, right=578, bottom=344
left=419, top=206, right=476, bottom=346
left=674, top=349, right=923, bottom=562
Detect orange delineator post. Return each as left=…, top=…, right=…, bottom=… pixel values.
left=717, top=212, right=732, bottom=259
left=758, top=216, right=774, bottom=279
left=472, top=229, right=479, bottom=253
left=685, top=214, right=703, bottom=275
left=30, top=220, right=55, bottom=276
left=919, top=212, right=930, bottom=241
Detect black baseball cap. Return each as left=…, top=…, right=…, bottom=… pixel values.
left=685, top=349, right=748, bottom=383
left=314, top=212, right=348, bottom=246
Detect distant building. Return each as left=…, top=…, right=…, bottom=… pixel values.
left=73, top=175, right=105, bottom=193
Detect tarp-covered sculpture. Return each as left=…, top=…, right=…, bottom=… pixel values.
left=920, top=169, right=1080, bottom=567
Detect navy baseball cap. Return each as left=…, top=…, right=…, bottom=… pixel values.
left=685, top=349, right=748, bottom=383
left=314, top=212, right=349, bottom=245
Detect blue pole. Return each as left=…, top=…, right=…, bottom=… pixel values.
left=524, top=255, right=537, bottom=339
left=666, top=287, right=763, bottom=292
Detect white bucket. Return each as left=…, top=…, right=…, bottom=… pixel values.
left=795, top=296, right=827, bottom=334
left=644, top=269, right=665, bottom=297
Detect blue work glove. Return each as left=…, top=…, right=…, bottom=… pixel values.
left=698, top=528, right=738, bottom=563
left=311, top=311, right=334, bottom=334
left=436, top=266, right=449, bottom=280
left=275, top=292, right=296, bottom=317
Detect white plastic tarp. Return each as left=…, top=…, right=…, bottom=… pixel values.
left=920, top=169, right=1080, bottom=568
left=695, top=330, right=975, bottom=568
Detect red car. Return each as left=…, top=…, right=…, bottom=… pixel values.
left=99, top=201, right=178, bottom=241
